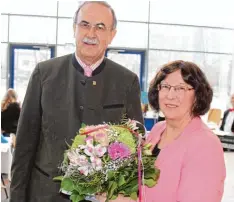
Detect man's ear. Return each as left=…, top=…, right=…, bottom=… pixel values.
left=73, top=24, right=76, bottom=38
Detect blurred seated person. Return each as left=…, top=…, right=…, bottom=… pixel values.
left=141, top=103, right=149, bottom=115
left=220, top=93, right=234, bottom=135
left=1, top=88, right=21, bottom=137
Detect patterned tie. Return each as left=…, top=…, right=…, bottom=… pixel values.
left=83, top=66, right=93, bottom=77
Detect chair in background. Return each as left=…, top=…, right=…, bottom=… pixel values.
left=207, top=108, right=222, bottom=126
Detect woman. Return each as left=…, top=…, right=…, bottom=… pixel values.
left=144, top=60, right=226, bottom=202
left=1, top=88, right=21, bottom=136
left=98, top=60, right=225, bottom=202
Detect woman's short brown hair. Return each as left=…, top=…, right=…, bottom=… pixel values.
left=148, top=60, right=213, bottom=117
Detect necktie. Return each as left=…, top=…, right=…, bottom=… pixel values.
left=83, top=66, right=93, bottom=77
left=229, top=108, right=234, bottom=112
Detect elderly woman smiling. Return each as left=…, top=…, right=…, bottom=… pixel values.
left=97, top=60, right=226, bottom=202
left=144, top=60, right=226, bottom=202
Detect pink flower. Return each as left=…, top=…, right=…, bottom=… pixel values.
left=108, top=142, right=131, bottom=160
left=85, top=136, right=94, bottom=145
left=95, top=132, right=109, bottom=146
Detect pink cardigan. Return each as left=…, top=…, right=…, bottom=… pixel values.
left=99, top=117, right=226, bottom=202
left=143, top=117, right=226, bottom=202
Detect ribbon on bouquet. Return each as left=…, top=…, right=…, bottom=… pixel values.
left=123, top=121, right=147, bottom=202
left=136, top=121, right=147, bottom=202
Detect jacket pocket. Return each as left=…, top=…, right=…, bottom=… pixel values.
left=103, top=104, right=124, bottom=109
left=34, top=164, right=51, bottom=178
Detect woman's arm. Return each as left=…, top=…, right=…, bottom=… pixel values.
left=177, top=135, right=226, bottom=202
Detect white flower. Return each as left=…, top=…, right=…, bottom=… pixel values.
left=84, top=144, right=106, bottom=158
left=67, top=150, right=88, bottom=167
left=90, top=156, right=102, bottom=171
left=78, top=165, right=92, bottom=176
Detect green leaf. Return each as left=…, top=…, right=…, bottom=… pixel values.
left=81, top=123, right=86, bottom=128
left=71, top=135, right=86, bottom=148
left=123, top=179, right=138, bottom=194
left=130, top=192, right=138, bottom=200
left=61, top=178, right=74, bottom=192
left=53, top=176, right=63, bottom=181
left=144, top=178, right=157, bottom=187
left=115, top=127, right=137, bottom=153
left=118, top=174, right=126, bottom=187
left=144, top=168, right=157, bottom=179
left=62, top=151, right=69, bottom=165
left=107, top=181, right=117, bottom=199
left=70, top=194, right=84, bottom=202
left=107, top=170, right=115, bottom=180
left=110, top=194, right=118, bottom=200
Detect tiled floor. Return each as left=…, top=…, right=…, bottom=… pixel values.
left=1, top=152, right=234, bottom=202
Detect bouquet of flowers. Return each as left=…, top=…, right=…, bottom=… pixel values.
left=54, top=119, right=160, bottom=202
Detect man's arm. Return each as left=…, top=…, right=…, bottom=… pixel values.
left=10, top=64, right=42, bottom=202
left=126, top=76, right=143, bottom=124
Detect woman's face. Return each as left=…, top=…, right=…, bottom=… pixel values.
left=158, top=70, right=195, bottom=121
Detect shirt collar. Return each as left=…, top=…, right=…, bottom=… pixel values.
left=75, top=53, right=104, bottom=71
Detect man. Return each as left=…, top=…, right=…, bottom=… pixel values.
left=220, top=93, right=234, bottom=134
left=10, top=2, right=143, bottom=202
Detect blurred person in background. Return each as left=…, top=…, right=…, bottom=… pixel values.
left=220, top=93, right=234, bottom=135
left=1, top=88, right=20, bottom=137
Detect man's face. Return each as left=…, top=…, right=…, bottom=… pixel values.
left=73, top=3, right=116, bottom=62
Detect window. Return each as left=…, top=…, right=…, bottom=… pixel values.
left=57, top=45, right=75, bottom=57
left=9, top=16, right=56, bottom=44
left=1, top=15, right=8, bottom=42
left=3, top=1, right=57, bottom=16
left=150, top=1, right=234, bottom=28
left=1, top=44, right=8, bottom=100
left=148, top=50, right=233, bottom=111
left=57, top=18, right=74, bottom=45
left=110, top=22, right=148, bottom=48
left=149, top=24, right=234, bottom=53
left=110, top=1, right=149, bottom=22
left=58, top=1, right=79, bottom=17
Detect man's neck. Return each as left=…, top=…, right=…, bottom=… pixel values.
left=76, top=53, right=104, bottom=66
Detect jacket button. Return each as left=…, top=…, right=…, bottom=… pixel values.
left=80, top=106, right=84, bottom=110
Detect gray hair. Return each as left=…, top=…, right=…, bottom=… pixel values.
left=73, top=1, right=117, bottom=29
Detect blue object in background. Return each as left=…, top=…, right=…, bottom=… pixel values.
left=1, top=134, right=9, bottom=143
left=141, top=91, right=148, bottom=104
left=144, top=118, right=157, bottom=131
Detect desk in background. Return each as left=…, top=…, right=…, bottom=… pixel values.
left=212, top=130, right=234, bottom=150
left=1, top=138, right=12, bottom=179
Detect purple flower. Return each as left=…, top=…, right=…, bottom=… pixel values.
left=108, top=142, right=131, bottom=160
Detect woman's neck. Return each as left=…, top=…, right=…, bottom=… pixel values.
left=164, top=114, right=193, bottom=139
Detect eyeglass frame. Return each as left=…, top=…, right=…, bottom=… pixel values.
left=157, top=83, right=194, bottom=96
left=76, top=20, right=114, bottom=32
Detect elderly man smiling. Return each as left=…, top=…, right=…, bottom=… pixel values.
left=10, top=2, right=143, bottom=202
